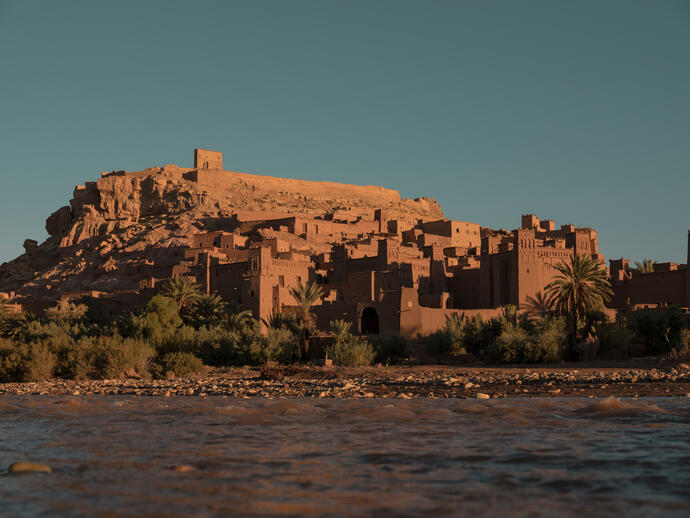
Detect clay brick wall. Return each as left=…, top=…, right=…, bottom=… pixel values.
left=194, top=149, right=223, bottom=170
left=448, top=268, right=481, bottom=308
left=420, top=219, right=481, bottom=249
left=610, top=269, right=687, bottom=308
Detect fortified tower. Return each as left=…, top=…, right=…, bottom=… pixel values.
left=194, top=149, right=223, bottom=170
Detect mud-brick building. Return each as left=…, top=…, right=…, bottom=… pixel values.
left=476, top=215, right=603, bottom=309
left=200, top=245, right=315, bottom=321
left=608, top=231, right=690, bottom=310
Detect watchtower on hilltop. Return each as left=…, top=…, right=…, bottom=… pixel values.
left=194, top=149, right=223, bottom=170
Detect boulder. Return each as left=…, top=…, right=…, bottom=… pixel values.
left=46, top=206, right=73, bottom=236
left=23, top=239, right=38, bottom=254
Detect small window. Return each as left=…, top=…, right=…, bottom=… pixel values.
left=249, top=290, right=255, bottom=298
left=279, top=275, right=285, bottom=287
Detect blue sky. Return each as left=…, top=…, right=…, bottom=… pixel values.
left=0, top=0, right=688, bottom=264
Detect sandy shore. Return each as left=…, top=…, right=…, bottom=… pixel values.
left=1, top=360, right=689, bottom=399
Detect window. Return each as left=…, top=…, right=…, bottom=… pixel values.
left=279, top=275, right=285, bottom=287
left=249, top=290, right=255, bottom=298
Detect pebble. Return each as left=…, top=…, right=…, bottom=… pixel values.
left=8, top=462, right=52, bottom=474
left=171, top=465, right=196, bottom=473
left=476, top=393, right=490, bottom=399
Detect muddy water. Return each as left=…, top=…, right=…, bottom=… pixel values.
left=0, top=397, right=689, bottom=517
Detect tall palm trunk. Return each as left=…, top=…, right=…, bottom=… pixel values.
left=569, top=311, right=578, bottom=362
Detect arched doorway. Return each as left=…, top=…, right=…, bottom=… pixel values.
left=361, top=307, right=379, bottom=334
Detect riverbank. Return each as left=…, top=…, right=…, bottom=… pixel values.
left=1, top=360, right=689, bottom=398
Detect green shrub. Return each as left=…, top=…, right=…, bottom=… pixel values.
left=597, top=323, right=633, bottom=359
left=327, top=334, right=374, bottom=367
left=93, top=336, right=155, bottom=379
left=156, top=352, right=205, bottom=377
left=45, top=300, right=88, bottom=323
left=524, top=318, right=565, bottom=363
left=460, top=316, right=503, bottom=357
left=22, top=343, right=57, bottom=382
left=372, top=335, right=409, bottom=365
left=55, top=337, right=97, bottom=380
left=161, top=322, right=266, bottom=367
left=632, top=306, right=690, bottom=355
left=669, top=329, right=690, bottom=360
left=0, top=340, right=56, bottom=382
left=425, top=331, right=452, bottom=362
left=489, top=323, right=529, bottom=363
left=0, top=339, right=24, bottom=382
left=424, top=315, right=466, bottom=362
left=487, top=318, right=564, bottom=364
left=119, top=295, right=182, bottom=344
left=256, top=327, right=297, bottom=364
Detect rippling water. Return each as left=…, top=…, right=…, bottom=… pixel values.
left=0, top=396, right=689, bottom=517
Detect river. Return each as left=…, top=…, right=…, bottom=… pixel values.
left=1, top=396, right=689, bottom=517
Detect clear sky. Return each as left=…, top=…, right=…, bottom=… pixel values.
left=0, top=0, right=688, bottom=265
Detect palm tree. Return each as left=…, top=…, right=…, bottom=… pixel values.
left=289, top=281, right=324, bottom=361
left=634, top=259, right=656, bottom=274
left=194, top=293, right=228, bottom=327
left=224, top=302, right=255, bottom=332
left=162, top=277, right=201, bottom=315
left=522, top=292, right=554, bottom=320
left=1, top=313, right=28, bottom=339
left=329, top=319, right=352, bottom=342
left=545, top=254, right=613, bottom=360
left=500, top=304, right=518, bottom=325
left=261, top=311, right=301, bottom=333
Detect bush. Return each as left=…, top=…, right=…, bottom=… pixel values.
left=119, top=295, right=182, bottom=344
left=524, top=318, right=565, bottom=363
left=160, top=322, right=267, bottom=367
left=597, top=323, right=633, bottom=359
left=372, top=335, right=408, bottom=365
left=460, top=316, right=503, bottom=357
left=489, top=323, right=529, bottom=363
left=0, top=340, right=56, bottom=382
left=156, top=352, right=205, bottom=377
left=327, top=334, right=375, bottom=367
left=257, top=327, right=297, bottom=364
left=22, top=343, right=57, bottom=382
left=632, top=306, right=690, bottom=355
left=487, top=318, right=565, bottom=364
left=92, top=336, right=155, bottom=379
left=45, top=300, right=88, bottom=323
left=424, top=315, right=466, bottom=362
left=668, top=329, right=690, bottom=360
left=55, top=337, right=97, bottom=380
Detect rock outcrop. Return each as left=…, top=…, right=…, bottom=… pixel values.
left=0, top=161, right=444, bottom=304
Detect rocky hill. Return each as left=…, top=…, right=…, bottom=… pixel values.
left=0, top=159, right=444, bottom=304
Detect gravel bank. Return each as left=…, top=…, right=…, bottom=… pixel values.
left=1, top=361, right=689, bottom=399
